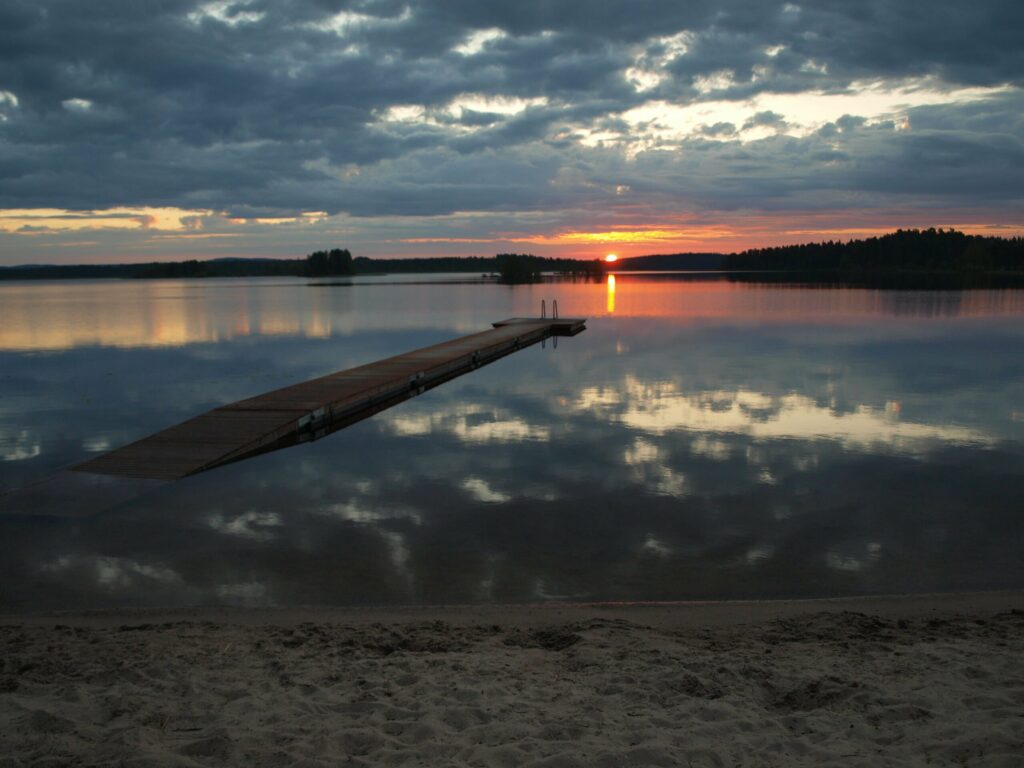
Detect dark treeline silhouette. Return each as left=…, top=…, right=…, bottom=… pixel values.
left=495, top=253, right=605, bottom=284
left=0, top=258, right=307, bottom=280
left=5, top=230, right=1020, bottom=282
left=356, top=253, right=604, bottom=277
left=353, top=255, right=493, bottom=273
left=1, top=251, right=603, bottom=281
left=724, top=228, right=1024, bottom=274
left=616, top=253, right=725, bottom=270
left=305, top=248, right=354, bottom=276
left=496, top=253, right=542, bottom=284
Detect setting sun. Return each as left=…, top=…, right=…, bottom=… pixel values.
left=604, top=253, right=618, bottom=263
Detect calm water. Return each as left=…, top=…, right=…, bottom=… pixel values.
left=2, top=275, right=1023, bottom=612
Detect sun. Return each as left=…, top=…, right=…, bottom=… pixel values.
left=604, top=253, right=618, bottom=263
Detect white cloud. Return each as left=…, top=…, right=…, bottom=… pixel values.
left=615, top=78, right=1016, bottom=149
left=625, top=31, right=694, bottom=93
left=453, top=28, right=507, bottom=56
left=0, top=90, right=17, bottom=122
left=462, top=477, right=511, bottom=503
left=690, top=436, right=731, bottom=461
left=82, top=436, right=111, bottom=453
left=622, top=437, right=689, bottom=497
left=324, top=501, right=421, bottom=524
left=308, top=7, right=411, bottom=36
left=641, top=534, right=673, bottom=557
left=578, top=377, right=994, bottom=454
left=388, top=403, right=550, bottom=443
left=41, top=555, right=182, bottom=590
left=0, top=206, right=215, bottom=234
left=187, top=0, right=264, bottom=26
left=62, top=97, right=93, bottom=112
left=693, top=70, right=738, bottom=94
left=447, top=93, right=548, bottom=118
left=208, top=510, right=282, bottom=541
left=1, top=429, right=40, bottom=461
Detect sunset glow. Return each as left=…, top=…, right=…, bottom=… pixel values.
left=0, top=2, right=1020, bottom=265
left=605, top=254, right=618, bottom=263
left=551, top=229, right=731, bottom=245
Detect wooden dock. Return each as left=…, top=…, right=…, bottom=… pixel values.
left=71, top=317, right=585, bottom=482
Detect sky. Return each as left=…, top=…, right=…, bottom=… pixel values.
left=0, top=0, right=1022, bottom=265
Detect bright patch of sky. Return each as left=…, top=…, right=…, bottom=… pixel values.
left=308, top=7, right=412, bottom=36
left=692, top=70, right=739, bottom=94
left=0, top=207, right=338, bottom=235
left=613, top=79, right=1015, bottom=150
left=61, top=98, right=93, bottom=112
left=453, top=28, right=507, bottom=56
left=376, top=94, right=548, bottom=131
left=0, top=207, right=215, bottom=233
left=449, top=93, right=548, bottom=117
left=385, top=95, right=547, bottom=121
left=226, top=212, right=328, bottom=226
left=0, top=90, right=17, bottom=122
left=625, top=31, right=694, bottom=92
left=187, top=0, right=264, bottom=26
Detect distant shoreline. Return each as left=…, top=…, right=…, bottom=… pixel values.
left=3, top=228, right=1022, bottom=284
left=3, top=588, right=1021, bottom=627
left=4, top=267, right=1024, bottom=290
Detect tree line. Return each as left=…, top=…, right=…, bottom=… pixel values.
left=0, top=250, right=604, bottom=281
left=6, top=230, right=1019, bottom=282
left=723, top=228, right=1024, bottom=273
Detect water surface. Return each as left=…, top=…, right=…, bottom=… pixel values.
left=2, top=275, right=1023, bottom=611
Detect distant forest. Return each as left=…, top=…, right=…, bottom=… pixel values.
left=2, top=229, right=1022, bottom=281
left=0, top=250, right=603, bottom=281
left=616, top=252, right=725, bottom=270
left=724, top=228, right=1024, bottom=273
left=0, top=258, right=308, bottom=280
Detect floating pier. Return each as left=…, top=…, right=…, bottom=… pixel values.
left=71, top=316, right=586, bottom=482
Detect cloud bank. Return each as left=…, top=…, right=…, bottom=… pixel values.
left=0, top=0, right=1021, bottom=261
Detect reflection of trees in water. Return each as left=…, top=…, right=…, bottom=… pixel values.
left=876, top=290, right=966, bottom=317
left=874, top=287, right=1024, bottom=317
left=727, top=276, right=1024, bottom=318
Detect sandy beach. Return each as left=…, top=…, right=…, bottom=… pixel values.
left=2, top=592, right=1022, bottom=767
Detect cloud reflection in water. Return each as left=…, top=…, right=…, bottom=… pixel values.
left=578, top=378, right=994, bottom=453
left=2, top=277, right=1024, bottom=611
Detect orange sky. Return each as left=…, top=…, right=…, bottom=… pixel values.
left=2, top=207, right=1022, bottom=265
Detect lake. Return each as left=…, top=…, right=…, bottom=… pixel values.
left=2, top=274, right=1023, bottom=611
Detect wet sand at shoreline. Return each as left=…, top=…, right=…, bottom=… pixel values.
left=2, top=592, right=1022, bottom=766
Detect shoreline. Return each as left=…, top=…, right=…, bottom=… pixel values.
left=4, top=588, right=1022, bottom=627
left=3, top=591, right=1022, bottom=765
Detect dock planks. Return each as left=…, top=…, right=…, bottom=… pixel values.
left=71, top=317, right=585, bottom=482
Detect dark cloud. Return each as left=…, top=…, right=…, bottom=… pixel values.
left=743, top=110, right=788, bottom=131
left=0, top=0, right=1021, bottom=222
left=700, top=122, right=738, bottom=138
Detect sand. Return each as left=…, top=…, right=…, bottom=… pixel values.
left=1, top=592, right=1022, bottom=767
